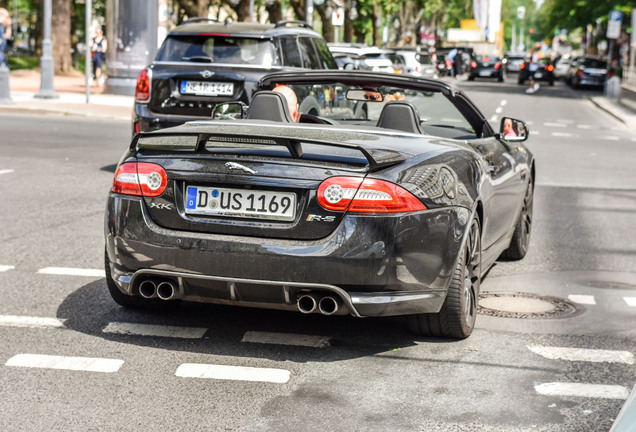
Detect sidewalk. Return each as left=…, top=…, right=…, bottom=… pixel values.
left=588, top=93, right=636, bottom=133
left=0, top=69, right=133, bottom=120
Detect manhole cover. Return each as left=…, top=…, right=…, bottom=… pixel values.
left=478, top=292, right=580, bottom=319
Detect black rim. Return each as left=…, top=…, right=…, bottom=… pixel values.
left=463, top=220, right=481, bottom=327
left=520, top=181, right=533, bottom=254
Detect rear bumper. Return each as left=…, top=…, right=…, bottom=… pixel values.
left=105, top=194, right=471, bottom=317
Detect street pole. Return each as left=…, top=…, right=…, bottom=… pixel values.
left=35, top=0, right=58, bottom=99
left=85, top=0, right=91, bottom=103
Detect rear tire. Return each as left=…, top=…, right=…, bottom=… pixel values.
left=105, top=249, right=181, bottom=310
left=408, top=218, right=481, bottom=339
left=501, top=179, right=533, bottom=261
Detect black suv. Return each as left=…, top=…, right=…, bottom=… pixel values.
left=133, top=19, right=337, bottom=134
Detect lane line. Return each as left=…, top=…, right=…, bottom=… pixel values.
left=552, top=132, right=574, bottom=137
left=624, top=297, right=636, bottom=307
left=5, top=354, right=123, bottom=373
left=528, top=345, right=634, bottom=364
left=0, top=265, right=15, bottom=272
left=500, top=100, right=507, bottom=106
left=175, top=363, right=291, bottom=383
left=577, top=125, right=593, bottom=129
left=37, top=267, right=105, bottom=278
left=568, top=294, right=596, bottom=305
left=495, top=107, right=503, bottom=114
left=603, top=136, right=620, bottom=141
left=0, top=169, right=14, bottom=175
left=544, top=122, right=568, bottom=127
left=0, top=315, right=65, bottom=329
left=242, top=331, right=331, bottom=348
left=535, top=382, right=629, bottom=400
left=103, top=322, right=207, bottom=339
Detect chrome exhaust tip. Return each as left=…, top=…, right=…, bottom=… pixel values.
left=139, top=280, right=158, bottom=299
left=318, top=296, right=340, bottom=316
left=297, top=294, right=318, bottom=314
left=156, top=280, right=176, bottom=300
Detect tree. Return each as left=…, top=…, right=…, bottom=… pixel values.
left=52, top=0, right=72, bottom=74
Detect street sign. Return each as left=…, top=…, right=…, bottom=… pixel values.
left=332, top=8, right=344, bottom=26
left=607, top=10, right=622, bottom=39
left=517, top=6, right=525, bottom=20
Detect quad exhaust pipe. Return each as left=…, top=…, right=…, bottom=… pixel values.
left=138, top=278, right=178, bottom=300
left=297, top=293, right=342, bottom=315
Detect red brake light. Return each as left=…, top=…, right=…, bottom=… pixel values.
left=547, top=64, right=554, bottom=72
left=577, top=69, right=583, bottom=76
left=495, top=62, right=501, bottom=69
left=317, top=177, right=427, bottom=213
left=470, top=61, right=477, bottom=68
left=112, top=162, right=167, bottom=197
left=520, top=63, right=525, bottom=69
left=135, top=68, right=151, bottom=103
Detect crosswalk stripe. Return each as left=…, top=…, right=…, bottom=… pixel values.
left=242, top=331, right=331, bottom=348
left=624, top=297, right=636, bottom=307
left=102, top=322, right=207, bottom=339
left=0, top=315, right=65, bottom=328
left=37, top=267, right=105, bottom=278
left=0, top=169, right=14, bottom=175
left=0, top=265, right=15, bottom=272
left=5, top=354, right=123, bottom=373
left=568, top=294, right=596, bottom=305
left=528, top=346, right=634, bottom=364
left=535, top=382, right=629, bottom=400
left=175, top=363, right=291, bottom=383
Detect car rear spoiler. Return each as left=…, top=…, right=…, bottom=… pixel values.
left=131, top=131, right=406, bottom=172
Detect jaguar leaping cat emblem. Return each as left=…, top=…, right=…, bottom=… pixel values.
left=225, top=162, right=257, bottom=174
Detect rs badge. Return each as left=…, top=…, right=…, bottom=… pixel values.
left=306, top=214, right=336, bottom=222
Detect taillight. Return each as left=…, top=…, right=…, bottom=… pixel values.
left=317, top=177, right=426, bottom=213
left=112, top=162, right=167, bottom=197
left=470, top=61, right=477, bottom=68
left=547, top=64, right=554, bottom=72
left=577, top=69, right=583, bottom=76
left=520, top=63, right=525, bottom=69
left=495, top=62, right=501, bottom=69
left=445, top=59, right=452, bottom=67
left=135, top=68, right=152, bottom=103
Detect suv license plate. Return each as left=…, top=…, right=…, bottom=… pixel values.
left=185, top=186, right=296, bottom=221
left=180, top=81, right=234, bottom=96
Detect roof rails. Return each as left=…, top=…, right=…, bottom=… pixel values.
left=274, top=20, right=313, bottom=30
left=181, top=17, right=233, bottom=26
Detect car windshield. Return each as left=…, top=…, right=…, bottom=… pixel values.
left=156, top=35, right=279, bottom=66
left=582, top=58, right=606, bottom=69
left=281, top=81, right=475, bottom=137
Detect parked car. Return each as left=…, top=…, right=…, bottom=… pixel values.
left=553, top=54, right=572, bottom=80
left=132, top=19, right=337, bottom=135
left=566, top=56, right=607, bottom=88
left=105, top=69, right=534, bottom=339
left=518, top=57, right=555, bottom=86
left=328, top=44, right=394, bottom=73
left=468, top=54, right=505, bottom=82
left=391, top=49, right=438, bottom=79
left=503, top=53, right=525, bottom=74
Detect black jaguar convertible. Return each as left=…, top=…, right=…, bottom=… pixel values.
left=105, top=70, right=534, bottom=339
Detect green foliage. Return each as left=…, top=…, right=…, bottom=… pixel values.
left=7, top=56, right=38, bottom=70
left=539, top=0, right=636, bottom=35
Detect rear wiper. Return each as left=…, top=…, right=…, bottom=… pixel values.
left=181, top=56, right=213, bottom=63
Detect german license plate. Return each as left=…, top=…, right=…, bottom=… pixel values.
left=534, top=72, right=543, bottom=79
left=180, top=81, right=234, bottom=96
left=479, top=70, right=491, bottom=77
left=185, top=186, right=296, bottom=221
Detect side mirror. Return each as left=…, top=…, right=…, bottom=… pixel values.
left=211, top=102, right=247, bottom=120
left=499, top=116, right=529, bottom=142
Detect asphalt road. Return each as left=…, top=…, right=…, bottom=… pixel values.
left=0, top=76, right=634, bottom=432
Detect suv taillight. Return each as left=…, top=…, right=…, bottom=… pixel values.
left=112, top=162, right=167, bottom=197
left=317, top=177, right=426, bottom=213
left=135, top=68, right=152, bottom=103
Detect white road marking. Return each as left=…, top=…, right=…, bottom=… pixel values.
left=37, top=267, right=105, bottom=278
left=544, top=122, right=568, bottom=127
left=175, top=363, right=291, bottom=383
left=624, top=297, right=636, bottom=307
left=568, top=294, right=596, bottom=305
left=490, top=114, right=498, bottom=122
left=551, top=132, right=573, bottom=137
left=103, top=322, right=207, bottom=339
left=500, top=100, right=507, bottom=106
left=577, top=124, right=594, bottom=129
left=0, top=315, right=65, bottom=329
left=0, top=169, right=14, bottom=175
left=5, top=354, right=123, bottom=373
left=528, top=346, right=634, bottom=364
left=495, top=107, right=503, bottom=114
left=242, top=331, right=330, bottom=348
left=531, top=131, right=540, bottom=135
left=535, top=382, right=629, bottom=400
left=0, top=265, right=15, bottom=272
left=603, top=136, right=620, bottom=141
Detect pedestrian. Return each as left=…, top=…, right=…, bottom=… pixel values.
left=91, top=26, right=107, bottom=86
left=525, top=45, right=540, bottom=94
left=0, top=8, right=12, bottom=67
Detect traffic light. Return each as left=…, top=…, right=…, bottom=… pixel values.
left=529, top=28, right=534, bottom=34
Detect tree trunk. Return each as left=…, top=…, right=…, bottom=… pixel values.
left=316, top=5, right=334, bottom=43
left=265, top=1, right=283, bottom=24
left=51, top=0, right=73, bottom=74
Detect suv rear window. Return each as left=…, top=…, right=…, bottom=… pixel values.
left=155, top=35, right=279, bottom=66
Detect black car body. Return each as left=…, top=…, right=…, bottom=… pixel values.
left=518, top=57, right=555, bottom=86
left=106, top=70, right=534, bottom=339
left=468, top=55, right=505, bottom=82
left=133, top=19, right=337, bottom=135
left=566, top=56, right=607, bottom=88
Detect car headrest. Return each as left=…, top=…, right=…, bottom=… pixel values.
left=246, top=91, right=294, bottom=123
left=376, top=101, right=423, bottom=134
